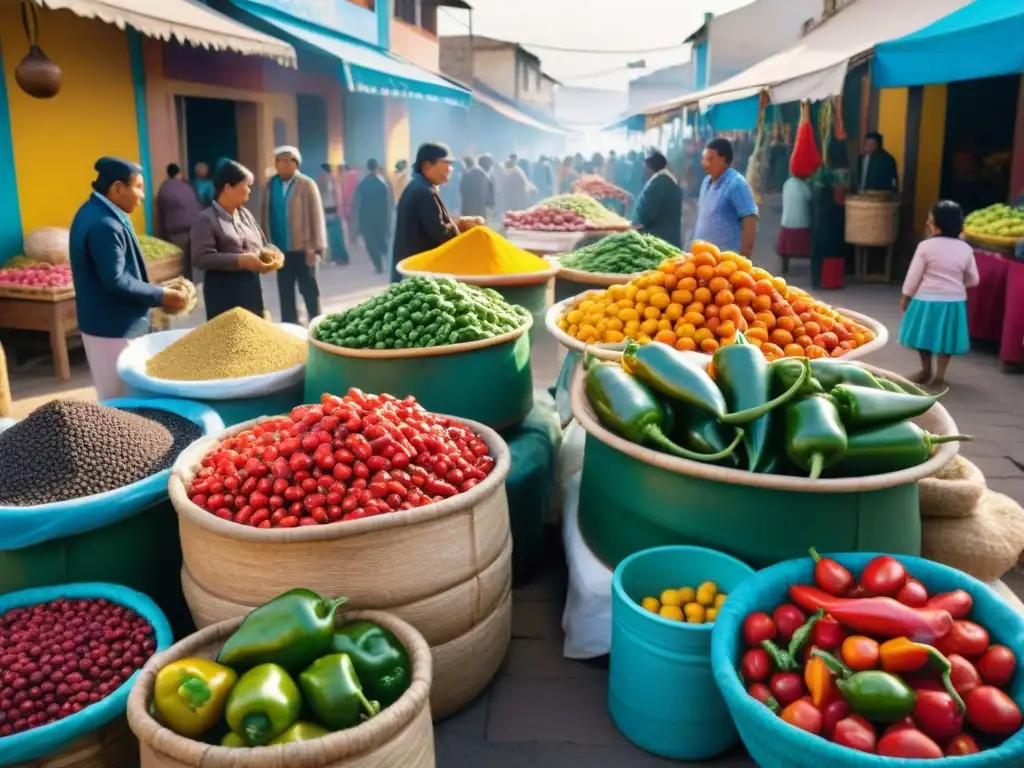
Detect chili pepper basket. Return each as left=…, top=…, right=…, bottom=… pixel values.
left=709, top=553, right=1024, bottom=768
left=569, top=361, right=961, bottom=569
left=126, top=610, right=435, bottom=768
left=169, top=416, right=513, bottom=720
left=306, top=315, right=534, bottom=431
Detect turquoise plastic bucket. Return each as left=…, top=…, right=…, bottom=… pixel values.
left=124, top=382, right=304, bottom=427
left=609, top=545, right=757, bottom=760
left=711, top=552, right=1024, bottom=768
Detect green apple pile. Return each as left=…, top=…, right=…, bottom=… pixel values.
left=965, top=204, right=1024, bottom=240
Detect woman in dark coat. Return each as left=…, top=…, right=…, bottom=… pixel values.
left=190, top=161, right=276, bottom=319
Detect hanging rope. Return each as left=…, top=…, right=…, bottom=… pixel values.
left=21, top=0, right=40, bottom=47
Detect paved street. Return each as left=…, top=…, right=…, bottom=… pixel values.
left=5, top=222, right=1024, bottom=766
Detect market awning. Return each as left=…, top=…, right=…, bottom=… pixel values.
left=36, top=0, right=296, bottom=65
left=873, top=0, right=1024, bottom=88
left=603, top=114, right=646, bottom=133
left=643, top=0, right=973, bottom=119
left=232, top=1, right=472, bottom=107
left=475, top=90, right=566, bottom=134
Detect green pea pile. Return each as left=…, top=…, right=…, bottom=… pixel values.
left=559, top=230, right=681, bottom=274
left=314, top=277, right=531, bottom=350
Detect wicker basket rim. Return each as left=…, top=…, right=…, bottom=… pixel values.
left=395, top=258, right=559, bottom=286
left=307, top=312, right=532, bottom=360
left=126, top=609, right=432, bottom=766
left=169, top=414, right=511, bottom=542
left=570, top=359, right=961, bottom=493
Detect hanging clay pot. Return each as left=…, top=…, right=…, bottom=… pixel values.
left=14, top=1, right=61, bottom=99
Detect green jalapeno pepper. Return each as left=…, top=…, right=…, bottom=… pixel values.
left=831, top=384, right=942, bottom=431
left=833, top=421, right=972, bottom=476
left=784, top=394, right=848, bottom=480
left=808, top=360, right=884, bottom=391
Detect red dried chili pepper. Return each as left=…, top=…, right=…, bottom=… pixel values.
left=788, top=585, right=953, bottom=643
left=859, top=555, right=907, bottom=597
left=809, top=547, right=854, bottom=596
left=925, top=590, right=973, bottom=619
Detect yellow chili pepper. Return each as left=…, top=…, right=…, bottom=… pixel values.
left=154, top=657, right=238, bottom=738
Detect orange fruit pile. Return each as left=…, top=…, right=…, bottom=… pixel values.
left=556, top=240, right=876, bottom=359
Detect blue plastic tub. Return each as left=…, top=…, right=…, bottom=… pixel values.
left=711, top=553, right=1024, bottom=768
left=610, top=545, right=758, bottom=760
left=0, top=582, right=174, bottom=766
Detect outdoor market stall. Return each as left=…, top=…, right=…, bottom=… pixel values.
left=5, top=232, right=1024, bottom=767
left=966, top=250, right=1024, bottom=369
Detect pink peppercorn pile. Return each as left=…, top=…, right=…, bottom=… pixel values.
left=0, top=598, right=156, bottom=737
left=187, top=389, right=496, bottom=528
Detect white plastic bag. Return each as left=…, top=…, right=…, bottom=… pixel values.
left=559, top=422, right=614, bottom=659
left=116, top=324, right=307, bottom=401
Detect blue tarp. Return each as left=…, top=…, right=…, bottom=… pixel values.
left=874, top=0, right=1024, bottom=88
left=232, top=1, right=472, bottom=107
left=702, top=95, right=760, bottom=132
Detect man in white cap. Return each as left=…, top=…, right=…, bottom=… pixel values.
left=260, top=145, right=327, bottom=324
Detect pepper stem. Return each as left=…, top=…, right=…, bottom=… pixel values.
left=808, top=547, right=822, bottom=563
left=241, top=713, right=272, bottom=746
left=720, top=359, right=811, bottom=425
left=941, top=672, right=967, bottom=716
left=811, top=648, right=853, bottom=679
left=807, top=452, right=825, bottom=481
left=645, top=424, right=744, bottom=463
left=177, top=676, right=212, bottom=712
left=356, top=689, right=381, bottom=720
left=928, top=433, right=973, bottom=445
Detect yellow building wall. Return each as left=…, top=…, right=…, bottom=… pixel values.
left=877, top=88, right=909, bottom=187
left=915, top=84, right=948, bottom=231
left=1, top=7, right=144, bottom=235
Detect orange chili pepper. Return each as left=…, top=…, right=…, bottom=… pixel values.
left=804, top=654, right=837, bottom=708
left=879, top=637, right=965, bottom=713
left=841, top=635, right=880, bottom=671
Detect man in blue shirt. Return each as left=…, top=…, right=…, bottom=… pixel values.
left=693, top=138, right=759, bottom=256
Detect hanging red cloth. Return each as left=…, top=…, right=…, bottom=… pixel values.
left=790, top=101, right=822, bottom=180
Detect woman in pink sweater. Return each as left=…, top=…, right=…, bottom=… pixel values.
left=898, top=200, right=980, bottom=387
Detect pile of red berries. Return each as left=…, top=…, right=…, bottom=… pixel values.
left=188, top=389, right=497, bottom=528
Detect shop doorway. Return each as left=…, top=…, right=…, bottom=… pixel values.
left=297, top=94, right=329, bottom=170
left=940, top=75, right=1020, bottom=212
left=179, top=96, right=239, bottom=178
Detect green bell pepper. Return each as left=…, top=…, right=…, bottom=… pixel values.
left=270, top=722, right=331, bottom=744
left=225, top=664, right=302, bottom=746
left=331, top=621, right=412, bottom=708
left=783, top=394, right=848, bottom=480
left=299, top=653, right=381, bottom=731
left=217, top=588, right=346, bottom=673
left=811, top=650, right=916, bottom=723
left=220, top=732, right=247, bottom=748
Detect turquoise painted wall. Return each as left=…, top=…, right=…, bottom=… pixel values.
left=0, top=42, right=22, bottom=260
left=127, top=29, right=153, bottom=232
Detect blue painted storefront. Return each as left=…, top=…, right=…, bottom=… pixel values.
left=0, top=42, right=22, bottom=260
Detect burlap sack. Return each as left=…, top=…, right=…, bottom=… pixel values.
left=922, top=490, right=1024, bottom=582
left=918, top=455, right=986, bottom=519
left=24, top=226, right=70, bottom=264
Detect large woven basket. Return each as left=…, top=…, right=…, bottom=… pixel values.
left=845, top=195, right=900, bottom=247
left=169, top=415, right=512, bottom=719
left=126, top=610, right=434, bottom=768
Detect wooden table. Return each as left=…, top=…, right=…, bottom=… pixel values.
left=0, top=291, right=78, bottom=380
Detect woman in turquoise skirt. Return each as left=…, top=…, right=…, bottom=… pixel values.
left=898, top=200, right=980, bottom=387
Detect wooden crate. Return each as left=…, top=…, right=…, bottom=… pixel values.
left=0, top=283, right=74, bottom=302
left=147, top=251, right=185, bottom=284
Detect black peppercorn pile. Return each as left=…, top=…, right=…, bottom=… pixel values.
left=0, top=400, right=202, bottom=506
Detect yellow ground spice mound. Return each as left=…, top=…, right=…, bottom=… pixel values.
left=146, top=307, right=307, bottom=381
left=401, top=226, right=551, bottom=276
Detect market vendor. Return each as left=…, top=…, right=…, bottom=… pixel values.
left=391, top=142, right=460, bottom=284
left=69, top=157, right=189, bottom=400
left=632, top=151, right=683, bottom=248
left=693, top=138, right=759, bottom=256
left=191, top=160, right=276, bottom=320
left=854, top=132, right=899, bottom=193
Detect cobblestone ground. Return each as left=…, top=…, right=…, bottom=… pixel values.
left=7, top=219, right=1024, bottom=766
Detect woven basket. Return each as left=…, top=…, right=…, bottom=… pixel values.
left=845, top=196, right=900, bottom=247
left=922, top=490, right=1024, bottom=583
left=126, top=610, right=434, bottom=768
left=11, top=718, right=137, bottom=768
left=918, top=455, right=986, bottom=519
left=170, top=415, right=512, bottom=720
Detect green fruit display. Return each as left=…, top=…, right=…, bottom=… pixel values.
left=964, top=203, right=1024, bottom=239
left=536, top=194, right=626, bottom=226
left=558, top=230, right=680, bottom=274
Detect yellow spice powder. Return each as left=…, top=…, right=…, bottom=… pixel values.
left=146, top=307, right=307, bottom=381
left=402, top=226, right=551, bottom=276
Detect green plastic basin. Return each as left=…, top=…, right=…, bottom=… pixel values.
left=306, top=315, right=535, bottom=430
left=569, top=361, right=962, bottom=570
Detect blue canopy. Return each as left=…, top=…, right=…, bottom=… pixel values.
left=702, top=95, right=760, bottom=132
left=874, top=0, right=1024, bottom=88
left=232, top=1, right=472, bottom=107
left=603, top=114, right=646, bottom=132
